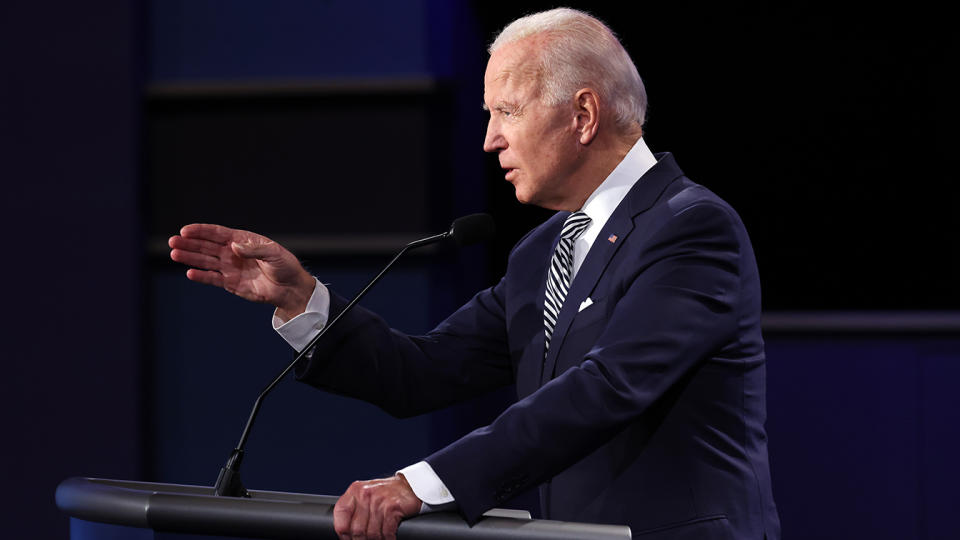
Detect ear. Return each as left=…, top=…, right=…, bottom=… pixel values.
left=574, top=88, right=600, bottom=145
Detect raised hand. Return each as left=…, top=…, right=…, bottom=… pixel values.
left=168, top=224, right=316, bottom=320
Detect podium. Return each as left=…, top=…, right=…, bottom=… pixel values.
left=57, top=477, right=632, bottom=539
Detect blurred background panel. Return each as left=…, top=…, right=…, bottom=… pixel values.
left=139, top=0, right=504, bottom=510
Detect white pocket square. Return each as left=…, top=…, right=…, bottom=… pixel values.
left=578, top=297, right=594, bottom=312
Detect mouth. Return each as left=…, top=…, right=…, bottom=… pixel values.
left=503, top=167, right=517, bottom=181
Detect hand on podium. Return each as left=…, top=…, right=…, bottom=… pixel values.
left=168, top=223, right=316, bottom=321
left=333, top=474, right=422, bottom=540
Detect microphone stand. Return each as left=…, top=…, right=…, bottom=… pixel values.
left=213, top=228, right=457, bottom=497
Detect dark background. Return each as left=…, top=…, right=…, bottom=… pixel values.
left=479, top=3, right=959, bottom=309
left=2, top=1, right=957, bottom=539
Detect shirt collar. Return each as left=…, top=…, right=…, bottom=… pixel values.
left=577, top=137, right=657, bottom=247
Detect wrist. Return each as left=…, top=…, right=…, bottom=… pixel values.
left=275, top=273, right=316, bottom=321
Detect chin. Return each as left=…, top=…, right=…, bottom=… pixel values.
left=509, top=183, right=529, bottom=204
left=512, top=188, right=537, bottom=206
left=512, top=183, right=553, bottom=209
left=513, top=192, right=531, bottom=205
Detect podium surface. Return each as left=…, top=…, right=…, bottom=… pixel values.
left=57, top=477, right=631, bottom=539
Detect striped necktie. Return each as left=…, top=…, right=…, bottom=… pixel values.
left=544, top=211, right=592, bottom=355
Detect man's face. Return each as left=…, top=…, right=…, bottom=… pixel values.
left=483, top=40, right=583, bottom=210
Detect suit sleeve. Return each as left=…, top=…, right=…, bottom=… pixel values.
left=294, top=275, right=515, bottom=419
left=425, top=201, right=746, bottom=523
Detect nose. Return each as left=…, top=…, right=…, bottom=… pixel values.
left=483, top=116, right=506, bottom=153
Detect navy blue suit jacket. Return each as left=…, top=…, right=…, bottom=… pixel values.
left=297, top=153, right=780, bottom=539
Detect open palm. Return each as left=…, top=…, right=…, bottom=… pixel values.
left=168, top=223, right=314, bottom=313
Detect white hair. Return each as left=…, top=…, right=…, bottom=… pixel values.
left=489, top=7, right=647, bottom=130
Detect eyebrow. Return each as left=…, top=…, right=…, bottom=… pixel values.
left=482, top=100, right=518, bottom=113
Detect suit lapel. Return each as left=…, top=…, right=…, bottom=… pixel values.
left=539, top=153, right=685, bottom=385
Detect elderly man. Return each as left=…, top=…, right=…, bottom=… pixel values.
left=169, top=8, right=779, bottom=540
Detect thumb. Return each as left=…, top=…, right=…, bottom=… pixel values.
left=231, top=239, right=278, bottom=260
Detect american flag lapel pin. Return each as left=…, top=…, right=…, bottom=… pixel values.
left=607, top=233, right=618, bottom=243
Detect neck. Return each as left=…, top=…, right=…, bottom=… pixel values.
left=559, top=131, right=641, bottom=211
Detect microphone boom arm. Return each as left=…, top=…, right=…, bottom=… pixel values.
left=213, top=226, right=465, bottom=497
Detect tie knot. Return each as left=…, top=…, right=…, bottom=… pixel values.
left=561, top=211, right=591, bottom=241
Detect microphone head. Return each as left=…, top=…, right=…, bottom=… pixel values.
left=449, top=213, right=495, bottom=246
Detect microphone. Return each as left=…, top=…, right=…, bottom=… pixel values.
left=449, top=213, right=496, bottom=246
left=213, top=214, right=495, bottom=497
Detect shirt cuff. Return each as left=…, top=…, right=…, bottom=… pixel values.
left=272, top=278, right=329, bottom=353
left=398, top=461, right=456, bottom=514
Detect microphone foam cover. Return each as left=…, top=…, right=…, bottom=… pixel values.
left=450, top=213, right=495, bottom=246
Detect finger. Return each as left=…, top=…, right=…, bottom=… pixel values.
left=333, top=494, right=356, bottom=539
left=170, top=249, right=221, bottom=271
left=350, top=497, right=370, bottom=539
left=185, top=268, right=224, bottom=288
left=169, top=235, right=229, bottom=257
left=383, top=514, right=401, bottom=540
left=179, top=223, right=237, bottom=243
left=366, top=497, right=384, bottom=539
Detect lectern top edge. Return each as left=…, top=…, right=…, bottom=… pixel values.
left=56, top=477, right=632, bottom=539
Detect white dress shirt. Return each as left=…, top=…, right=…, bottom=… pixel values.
left=273, top=137, right=658, bottom=511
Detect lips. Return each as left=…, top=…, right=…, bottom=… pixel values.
left=502, top=166, right=517, bottom=181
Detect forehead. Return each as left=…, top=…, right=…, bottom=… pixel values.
left=484, top=39, right=542, bottom=98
